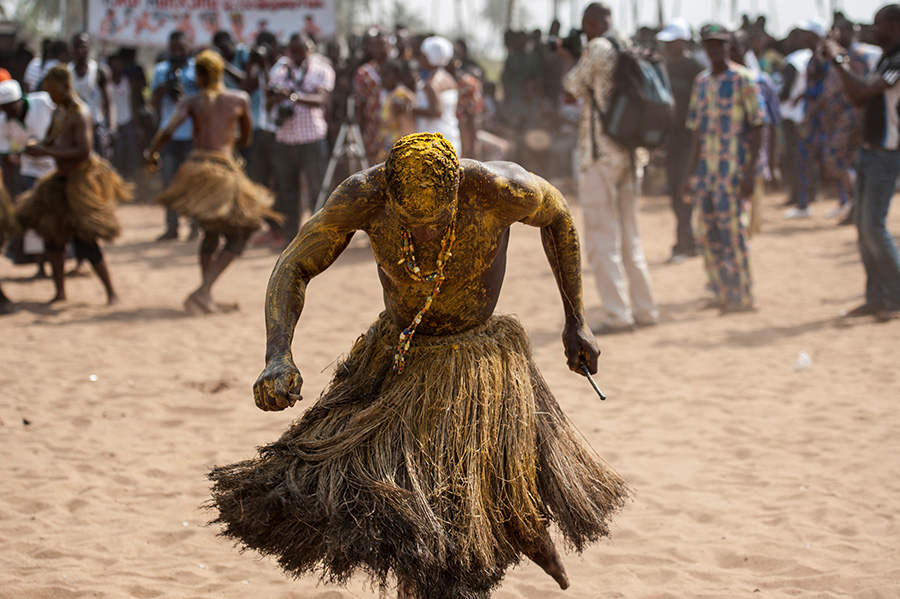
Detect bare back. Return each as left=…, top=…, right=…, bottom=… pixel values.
left=187, top=89, right=250, bottom=155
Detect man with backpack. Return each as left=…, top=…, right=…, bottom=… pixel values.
left=562, top=2, right=658, bottom=335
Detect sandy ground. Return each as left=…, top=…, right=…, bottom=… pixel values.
left=1, top=188, right=899, bottom=599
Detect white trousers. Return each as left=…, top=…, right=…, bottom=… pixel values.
left=578, top=159, right=659, bottom=327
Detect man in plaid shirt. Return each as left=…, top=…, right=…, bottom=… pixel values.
left=268, top=32, right=335, bottom=243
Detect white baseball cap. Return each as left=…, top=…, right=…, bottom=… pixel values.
left=0, top=79, right=22, bottom=106
left=797, top=17, right=828, bottom=38
left=657, top=18, right=693, bottom=42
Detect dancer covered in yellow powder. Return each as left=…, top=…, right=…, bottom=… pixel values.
left=208, top=133, right=630, bottom=599
left=145, top=49, right=277, bottom=314
left=17, top=66, right=132, bottom=306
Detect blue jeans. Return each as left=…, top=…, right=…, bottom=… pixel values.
left=856, top=148, right=900, bottom=310
left=161, top=139, right=193, bottom=231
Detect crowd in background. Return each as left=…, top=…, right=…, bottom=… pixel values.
left=0, top=11, right=883, bottom=224
left=0, top=6, right=897, bottom=321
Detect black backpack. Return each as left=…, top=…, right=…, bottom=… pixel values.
left=592, top=37, right=676, bottom=151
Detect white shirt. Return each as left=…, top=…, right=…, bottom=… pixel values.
left=24, top=57, right=59, bottom=92
left=69, top=60, right=105, bottom=124
left=110, top=75, right=132, bottom=126
left=780, top=49, right=812, bottom=123
left=415, top=84, right=462, bottom=156
left=0, top=92, right=56, bottom=178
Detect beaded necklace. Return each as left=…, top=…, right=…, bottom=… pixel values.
left=392, top=203, right=458, bottom=373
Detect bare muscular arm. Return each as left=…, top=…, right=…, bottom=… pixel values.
left=145, top=96, right=192, bottom=161
left=472, top=161, right=600, bottom=375
left=27, top=106, right=91, bottom=163
left=255, top=168, right=385, bottom=411
left=237, top=95, right=252, bottom=148
left=524, top=175, right=601, bottom=375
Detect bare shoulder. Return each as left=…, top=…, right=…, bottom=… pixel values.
left=461, top=159, right=542, bottom=217
left=225, top=88, right=251, bottom=105
left=318, top=164, right=388, bottom=229
left=97, top=62, right=113, bottom=80
left=70, top=99, right=92, bottom=125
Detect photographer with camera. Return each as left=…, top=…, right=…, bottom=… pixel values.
left=151, top=30, right=198, bottom=241
left=266, top=32, right=334, bottom=246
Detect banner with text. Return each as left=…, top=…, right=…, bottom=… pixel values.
left=87, top=0, right=336, bottom=48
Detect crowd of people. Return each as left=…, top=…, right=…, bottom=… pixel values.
left=0, top=4, right=899, bottom=598
left=0, top=3, right=899, bottom=324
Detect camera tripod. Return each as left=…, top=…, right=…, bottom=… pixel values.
left=314, top=98, right=369, bottom=212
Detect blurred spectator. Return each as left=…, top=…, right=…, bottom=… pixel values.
left=108, top=51, right=143, bottom=180
left=24, top=39, right=68, bottom=92
left=414, top=36, right=461, bottom=156
left=353, top=28, right=390, bottom=163
left=791, top=20, right=869, bottom=223
left=823, top=4, right=900, bottom=321
left=119, top=48, right=151, bottom=151
left=657, top=18, right=704, bottom=263
left=268, top=32, right=334, bottom=243
left=541, top=24, right=567, bottom=106
left=377, top=60, right=417, bottom=161
left=0, top=78, right=55, bottom=190
left=151, top=30, right=198, bottom=241
left=501, top=30, right=539, bottom=127
left=453, top=39, right=485, bottom=81
left=448, top=52, right=483, bottom=158
left=750, top=29, right=783, bottom=75
left=246, top=31, right=280, bottom=187
left=69, top=33, right=115, bottom=160
left=784, top=18, right=828, bottom=219
left=0, top=77, right=55, bottom=275
left=213, top=29, right=263, bottom=164
left=731, top=30, right=782, bottom=237
left=779, top=25, right=817, bottom=208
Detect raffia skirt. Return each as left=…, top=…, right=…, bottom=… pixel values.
left=155, top=150, right=278, bottom=233
left=15, top=155, right=132, bottom=247
left=208, top=313, right=630, bottom=599
left=0, top=175, right=19, bottom=247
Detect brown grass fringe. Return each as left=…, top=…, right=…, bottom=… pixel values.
left=208, top=313, right=631, bottom=599
left=155, top=150, right=278, bottom=232
left=0, top=177, right=20, bottom=247
left=15, top=155, right=132, bottom=247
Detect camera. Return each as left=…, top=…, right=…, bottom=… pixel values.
left=165, top=67, right=184, bottom=101
left=274, top=97, right=296, bottom=127
left=549, top=29, right=583, bottom=60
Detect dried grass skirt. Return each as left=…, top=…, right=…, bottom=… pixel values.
left=15, top=155, right=132, bottom=247
left=156, top=150, right=278, bottom=233
left=208, top=313, right=630, bottom=598
left=0, top=176, right=19, bottom=247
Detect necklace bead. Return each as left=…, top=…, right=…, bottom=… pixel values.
left=393, top=204, right=458, bottom=373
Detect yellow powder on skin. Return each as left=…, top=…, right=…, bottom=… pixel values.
left=385, top=133, right=459, bottom=224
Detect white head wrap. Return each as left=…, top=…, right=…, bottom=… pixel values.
left=420, top=36, right=455, bottom=68
left=797, top=17, right=828, bottom=38
left=0, top=79, right=23, bottom=106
